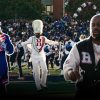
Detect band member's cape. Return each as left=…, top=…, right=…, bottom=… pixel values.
left=0, top=33, right=14, bottom=84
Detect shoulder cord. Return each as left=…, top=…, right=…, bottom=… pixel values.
left=32, top=36, right=39, bottom=53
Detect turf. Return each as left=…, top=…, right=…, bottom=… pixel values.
left=7, top=64, right=76, bottom=98
left=7, top=76, right=76, bottom=98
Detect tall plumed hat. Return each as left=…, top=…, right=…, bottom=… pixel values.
left=32, top=19, right=43, bottom=34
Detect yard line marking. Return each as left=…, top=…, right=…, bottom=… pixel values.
left=9, top=81, right=74, bottom=85
left=9, top=81, right=35, bottom=83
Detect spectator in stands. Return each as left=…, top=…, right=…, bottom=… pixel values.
left=79, top=34, right=86, bottom=41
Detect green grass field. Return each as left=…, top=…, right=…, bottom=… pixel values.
left=7, top=64, right=76, bottom=98
left=9, top=63, right=61, bottom=76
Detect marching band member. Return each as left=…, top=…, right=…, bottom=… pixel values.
left=22, top=20, right=59, bottom=91
left=0, top=27, right=14, bottom=95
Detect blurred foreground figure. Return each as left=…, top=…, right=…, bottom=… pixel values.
left=0, top=28, right=14, bottom=96
left=22, top=20, right=58, bottom=91
left=63, top=14, right=100, bottom=98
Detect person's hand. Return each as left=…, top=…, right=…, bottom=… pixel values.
left=0, top=42, right=6, bottom=51
left=0, top=43, right=6, bottom=52
left=67, top=69, right=80, bottom=82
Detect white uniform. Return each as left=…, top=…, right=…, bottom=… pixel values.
left=22, top=35, right=58, bottom=90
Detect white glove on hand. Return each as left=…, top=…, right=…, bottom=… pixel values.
left=0, top=42, right=6, bottom=50
left=0, top=35, right=7, bottom=51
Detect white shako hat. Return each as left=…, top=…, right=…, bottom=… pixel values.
left=32, top=19, right=43, bottom=34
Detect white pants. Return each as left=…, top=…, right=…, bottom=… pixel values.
left=32, top=55, right=48, bottom=90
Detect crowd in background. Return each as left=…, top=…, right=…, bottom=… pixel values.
left=0, top=13, right=90, bottom=78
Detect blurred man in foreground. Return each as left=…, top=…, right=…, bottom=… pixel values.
left=63, top=14, right=100, bottom=98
